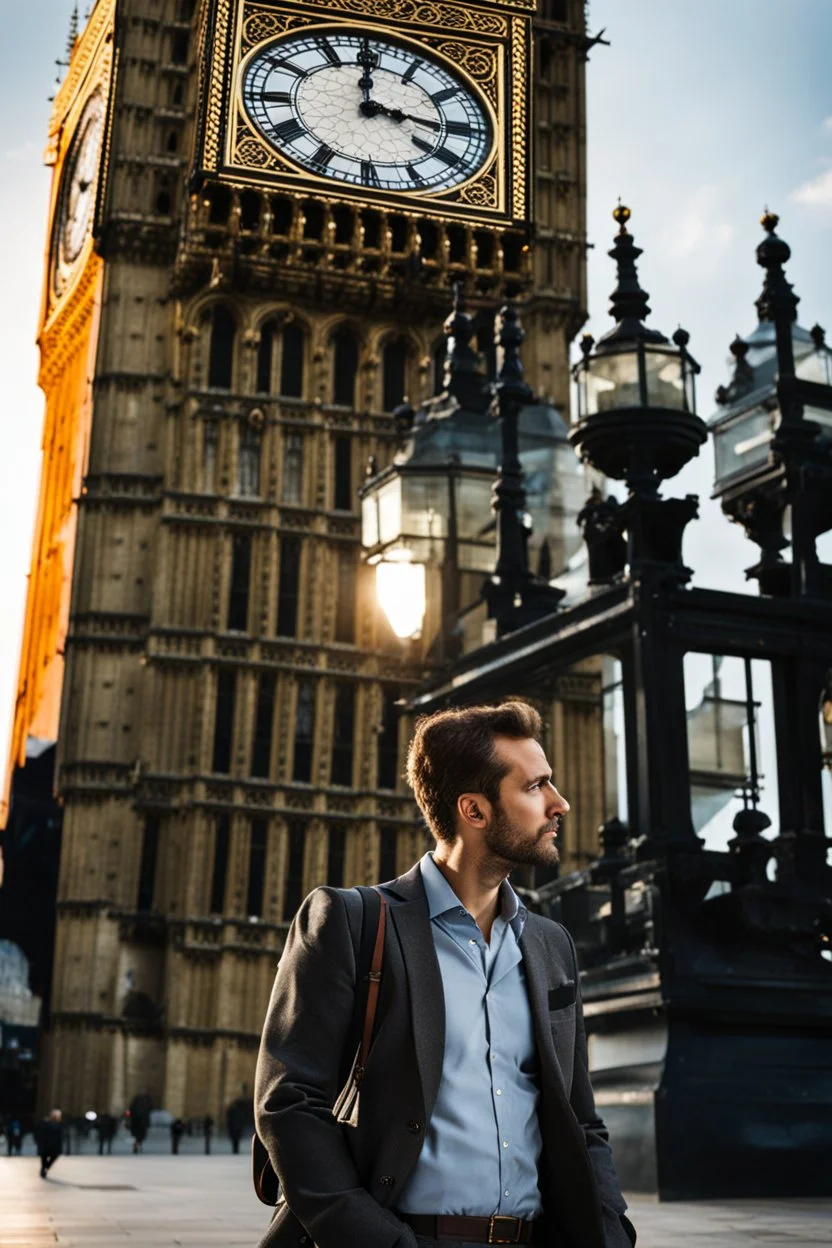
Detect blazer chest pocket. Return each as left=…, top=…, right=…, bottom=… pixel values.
left=548, top=981, right=576, bottom=1011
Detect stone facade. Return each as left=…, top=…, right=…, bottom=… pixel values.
left=8, top=0, right=595, bottom=1121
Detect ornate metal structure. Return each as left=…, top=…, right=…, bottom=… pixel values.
left=411, top=208, right=832, bottom=1199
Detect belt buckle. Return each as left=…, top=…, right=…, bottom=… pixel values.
left=488, top=1215, right=520, bottom=1244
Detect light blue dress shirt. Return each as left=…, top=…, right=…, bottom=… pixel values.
left=397, top=852, right=544, bottom=1219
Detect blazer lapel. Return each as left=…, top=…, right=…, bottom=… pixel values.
left=385, top=865, right=446, bottom=1123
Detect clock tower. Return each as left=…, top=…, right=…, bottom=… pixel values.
left=12, top=0, right=590, bottom=1120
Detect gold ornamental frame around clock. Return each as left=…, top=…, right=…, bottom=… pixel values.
left=202, top=0, right=530, bottom=227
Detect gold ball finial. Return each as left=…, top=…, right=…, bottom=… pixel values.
left=761, top=206, right=779, bottom=233
left=613, top=200, right=631, bottom=233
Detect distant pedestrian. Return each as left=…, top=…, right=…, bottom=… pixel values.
left=96, top=1113, right=116, bottom=1155
left=7, top=1119, right=23, bottom=1156
left=226, top=1104, right=243, bottom=1155
left=203, top=1114, right=213, bottom=1155
left=34, top=1109, right=64, bottom=1178
left=170, top=1117, right=185, bottom=1155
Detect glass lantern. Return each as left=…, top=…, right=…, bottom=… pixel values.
left=574, top=334, right=698, bottom=423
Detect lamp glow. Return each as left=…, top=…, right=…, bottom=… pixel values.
left=376, top=560, right=426, bottom=639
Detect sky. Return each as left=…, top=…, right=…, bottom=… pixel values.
left=0, top=0, right=831, bottom=797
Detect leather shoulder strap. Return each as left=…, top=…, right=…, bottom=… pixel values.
left=355, top=887, right=388, bottom=1077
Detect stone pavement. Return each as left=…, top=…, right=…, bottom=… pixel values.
left=1, top=1156, right=830, bottom=1247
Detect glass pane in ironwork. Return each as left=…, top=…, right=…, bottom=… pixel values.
left=644, top=347, right=686, bottom=410
left=585, top=349, right=640, bottom=414
left=684, top=654, right=778, bottom=850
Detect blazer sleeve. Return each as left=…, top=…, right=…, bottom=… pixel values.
left=562, top=926, right=637, bottom=1248
left=255, top=886, right=415, bottom=1248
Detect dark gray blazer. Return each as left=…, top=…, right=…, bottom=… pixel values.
left=254, top=863, right=635, bottom=1248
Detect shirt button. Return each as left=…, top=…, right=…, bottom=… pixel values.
left=469, top=938, right=476, bottom=945
left=503, top=1140, right=509, bottom=1148
left=458, top=908, right=466, bottom=916
left=407, top=1120, right=421, bottom=1134
left=505, top=1190, right=510, bottom=1197
left=496, top=1089, right=502, bottom=1096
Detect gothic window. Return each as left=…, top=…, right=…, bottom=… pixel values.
left=227, top=535, right=251, bottom=631
left=542, top=0, right=568, bottom=22
left=281, top=322, right=305, bottom=397
left=206, top=305, right=236, bottom=389
left=240, top=191, right=261, bottom=231
left=334, top=435, right=352, bottom=511
left=432, top=339, right=446, bottom=396
left=382, top=338, right=409, bottom=412
left=172, top=30, right=189, bottom=64
left=237, top=421, right=262, bottom=497
left=328, top=825, right=346, bottom=887
left=251, top=672, right=276, bottom=778
left=210, top=815, right=230, bottom=914
left=212, top=669, right=236, bottom=773
left=334, top=547, right=356, bottom=644
left=332, top=327, right=359, bottom=407
left=256, top=323, right=275, bottom=394
left=246, top=820, right=268, bottom=918
left=331, top=683, right=355, bottom=786
left=377, top=688, right=400, bottom=790
left=293, top=679, right=315, bottom=783
left=203, top=418, right=219, bottom=492
left=379, top=827, right=398, bottom=882
left=136, top=817, right=160, bottom=912
left=283, top=824, right=306, bottom=919
left=281, top=431, right=304, bottom=505
left=277, top=537, right=301, bottom=637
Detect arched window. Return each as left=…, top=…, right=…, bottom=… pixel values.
left=281, top=322, right=305, bottom=397
left=256, top=322, right=275, bottom=394
left=382, top=338, right=409, bottom=412
left=237, top=421, right=262, bottom=497
left=332, top=327, right=359, bottom=407
left=205, top=305, right=236, bottom=390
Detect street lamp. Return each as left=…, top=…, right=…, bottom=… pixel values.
left=709, top=211, right=832, bottom=598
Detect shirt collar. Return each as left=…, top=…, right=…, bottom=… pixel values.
left=419, top=851, right=527, bottom=928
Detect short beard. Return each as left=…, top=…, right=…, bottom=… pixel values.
left=483, top=804, right=561, bottom=871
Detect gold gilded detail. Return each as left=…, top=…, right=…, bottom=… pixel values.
left=510, top=15, right=527, bottom=219
left=205, top=0, right=232, bottom=169
left=242, top=0, right=507, bottom=38
left=457, top=166, right=498, bottom=209
left=242, top=11, right=307, bottom=54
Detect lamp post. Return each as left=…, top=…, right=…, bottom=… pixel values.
left=570, top=204, right=707, bottom=584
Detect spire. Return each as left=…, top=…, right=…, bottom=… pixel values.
left=67, top=4, right=80, bottom=60
left=442, top=282, right=486, bottom=408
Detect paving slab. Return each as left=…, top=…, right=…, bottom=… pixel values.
left=1, top=1156, right=830, bottom=1247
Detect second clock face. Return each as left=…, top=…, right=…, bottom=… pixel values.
left=241, top=30, right=493, bottom=194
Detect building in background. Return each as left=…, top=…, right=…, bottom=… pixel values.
left=2, top=0, right=596, bottom=1121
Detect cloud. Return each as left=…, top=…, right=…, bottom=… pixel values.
left=790, top=166, right=832, bottom=211
left=657, top=184, right=735, bottom=275
left=823, top=116, right=832, bottom=135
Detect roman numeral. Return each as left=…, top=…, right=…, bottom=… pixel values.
left=413, top=135, right=460, bottom=167
left=361, top=160, right=381, bottom=187
left=445, top=120, right=473, bottom=138
left=261, top=91, right=291, bottom=105
left=431, top=87, right=458, bottom=104
left=315, top=38, right=341, bottom=66
left=405, top=163, right=425, bottom=187
left=402, top=60, right=420, bottom=84
left=268, top=57, right=308, bottom=78
left=312, top=143, right=334, bottom=168
left=273, top=117, right=305, bottom=143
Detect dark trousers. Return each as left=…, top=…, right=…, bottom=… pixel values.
left=39, top=1153, right=59, bottom=1175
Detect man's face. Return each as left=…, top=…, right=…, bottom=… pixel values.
left=482, top=735, right=569, bottom=869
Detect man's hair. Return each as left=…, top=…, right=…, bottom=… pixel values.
left=406, top=700, right=542, bottom=844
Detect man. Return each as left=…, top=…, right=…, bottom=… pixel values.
left=255, top=702, right=635, bottom=1248
left=34, top=1109, right=64, bottom=1179
left=170, top=1116, right=186, bottom=1155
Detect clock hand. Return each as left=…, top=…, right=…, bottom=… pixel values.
left=356, top=37, right=378, bottom=107
left=360, top=100, right=441, bottom=131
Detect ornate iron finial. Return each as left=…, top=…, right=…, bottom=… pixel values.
left=810, top=323, right=826, bottom=349
left=606, top=206, right=652, bottom=333
left=672, top=326, right=690, bottom=350
left=442, top=281, right=484, bottom=405
left=755, top=210, right=799, bottom=374
left=580, top=332, right=595, bottom=361
left=715, top=333, right=754, bottom=407
left=613, top=200, right=631, bottom=234
left=495, top=301, right=534, bottom=403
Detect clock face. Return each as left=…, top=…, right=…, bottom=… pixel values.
left=241, top=30, right=493, bottom=194
left=54, top=92, right=105, bottom=292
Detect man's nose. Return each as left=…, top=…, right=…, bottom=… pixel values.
left=548, top=784, right=570, bottom=815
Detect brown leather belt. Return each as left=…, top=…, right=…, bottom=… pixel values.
left=398, top=1212, right=536, bottom=1244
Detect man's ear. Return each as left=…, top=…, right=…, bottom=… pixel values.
left=457, top=793, right=489, bottom=829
